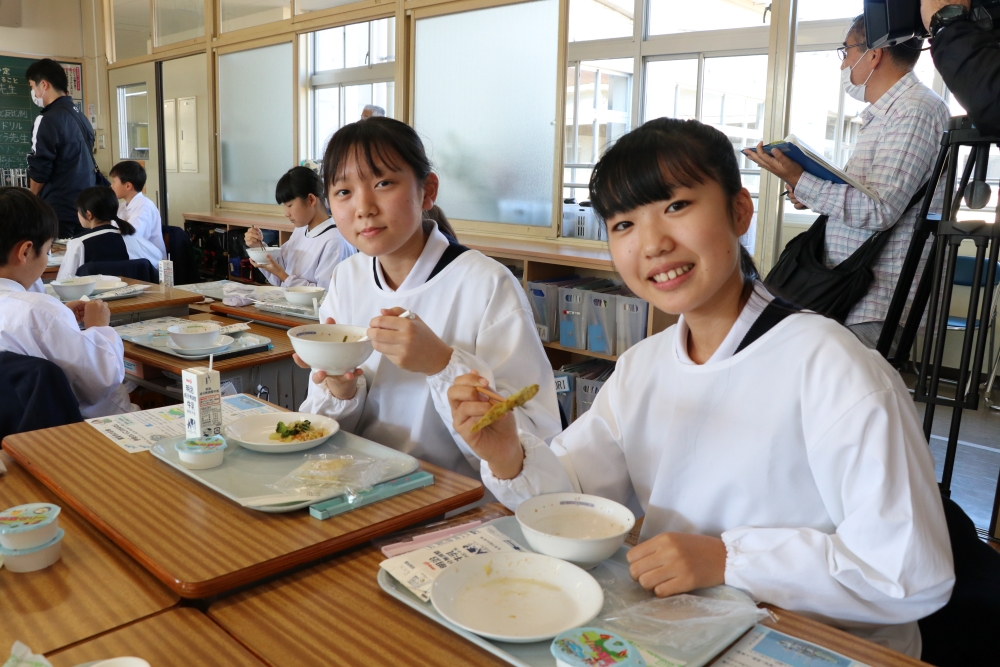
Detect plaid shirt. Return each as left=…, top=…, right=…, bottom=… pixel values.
left=795, top=72, right=951, bottom=326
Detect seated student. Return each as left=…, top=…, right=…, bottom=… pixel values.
left=244, top=166, right=356, bottom=287
left=0, top=187, right=131, bottom=417
left=110, top=160, right=167, bottom=261
left=448, top=119, right=954, bottom=657
left=57, top=186, right=162, bottom=280
left=298, top=117, right=561, bottom=481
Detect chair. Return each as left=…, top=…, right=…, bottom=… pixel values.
left=0, top=352, right=83, bottom=441
left=77, top=259, right=158, bottom=282
left=163, top=225, right=201, bottom=285
left=918, top=497, right=1000, bottom=666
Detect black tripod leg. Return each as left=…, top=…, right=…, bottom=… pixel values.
left=893, top=236, right=938, bottom=367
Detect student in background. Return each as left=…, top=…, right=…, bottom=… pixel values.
left=244, top=167, right=356, bottom=288
left=361, top=104, right=385, bottom=119
left=109, top=160, right=167, bottom=261
left=57, top=187, right=162, bottom=280
left=297, top=118, right=560, bottom=482
left=0, top=188, right=131, bottom=417
left=449, top=118, right=953, bottom=657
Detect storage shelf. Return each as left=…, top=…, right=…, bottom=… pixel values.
left=542, top=341, right=617, bottom=362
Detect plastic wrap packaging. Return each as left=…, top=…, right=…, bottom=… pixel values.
left=270, top=454, right=388, bottom=501
left=2, top=642, right=53, bottom=667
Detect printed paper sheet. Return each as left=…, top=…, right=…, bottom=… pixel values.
left=716, top=626, right=870, bottom=667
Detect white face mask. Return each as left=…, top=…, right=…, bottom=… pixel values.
left=841, top=49, right=875, bottom=102
left=29, top=88, right=44, bottom=108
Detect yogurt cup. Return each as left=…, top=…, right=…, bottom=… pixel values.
left=0, top=503, right=61, bottom=550
left=175, top=435, right=228, bottom=469
left=551, top=627, right=647, bottom=667
left=0, top=528, right=65, bottom=573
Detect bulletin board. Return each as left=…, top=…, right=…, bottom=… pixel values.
left=0, top=55, right=85, bottom=172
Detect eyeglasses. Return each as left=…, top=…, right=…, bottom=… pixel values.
left=837, top=42, right=867, bottom=61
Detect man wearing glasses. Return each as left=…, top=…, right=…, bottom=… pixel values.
left=747, top=14, right=950, bottom=348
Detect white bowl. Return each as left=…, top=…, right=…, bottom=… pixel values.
left=430, top=552, right=603, bottom=643
left=247, top=247, right=280, bottom=264
left=93, top=279, right=128, bottom=293
left=224, top=412, right=339, bottom=453
left=288, top=324, right=374, bottom=375
left=167, top=322, right=222, bottom=349
left=91, top=659, right=151, bottom=667
left=283, top=285, right=327, bottom=306
left=516, top=493, right=635, bottom=570
left=50, top=278, right=97, bottom=300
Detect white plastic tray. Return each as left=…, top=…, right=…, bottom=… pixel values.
left=377, top=516, right=756, bottom=667
left=151, top=430, right=419, bottom=512
left=127, top=330, right=271, bottom=360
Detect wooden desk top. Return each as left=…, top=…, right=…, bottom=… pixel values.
left=102, top=278, right=203, bottom=315
left=122, top=314, right=295, bottom=374
left=209, top=302, right=315, bottom=329
left=185, top=211, right=294, bottom=233
left=0, top=452, right=178, bottom=655
left=2, top=423, right=484, bottom=599
left=209, top=504, right=928, bottom=667
left=47, top=608, right=270, bottom=666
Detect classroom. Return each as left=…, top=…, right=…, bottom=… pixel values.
left=1, top=1, right=999, bottom=666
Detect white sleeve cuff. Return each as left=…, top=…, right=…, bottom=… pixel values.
left=480, top=431, right=574, bottom=510
left=427, top=347, right=494, bottom=388
left=299, top=374, right=367, bottom=431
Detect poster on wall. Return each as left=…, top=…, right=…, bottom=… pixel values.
left=60, top=61, right=84, bottom=113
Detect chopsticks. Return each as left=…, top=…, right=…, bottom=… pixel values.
left=477, top=386, right=505, bottom=403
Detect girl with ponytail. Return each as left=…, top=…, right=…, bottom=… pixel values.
left=57, top=186, right=162, bottom=279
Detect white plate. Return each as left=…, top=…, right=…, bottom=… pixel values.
left=430, top=552, right=603, bottom=643
left=165, top=335, right=234, bottom=356
left=93, top=281, right=128, bottom=293
left=224, top=412, right=339, bottom=453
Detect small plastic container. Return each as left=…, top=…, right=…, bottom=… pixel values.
left=551, top=627, right=646, bottom=667
left=0, top=528, right=65, bottom=573
left=0, top=503, right=61, bottom=550
left=175, top=436, right=228, bottom=470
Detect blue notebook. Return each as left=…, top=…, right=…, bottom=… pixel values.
left=751, top=134, right=880, bottom=201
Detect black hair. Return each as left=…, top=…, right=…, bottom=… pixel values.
left=275, top=166, right=324, bottom=205
left=25, top=58, right=68, bottom=94
left=589, top=117, right=758, bottom=281
left=0, top=187, right=59, bottom=266
left=423, top=204, right=458, bottom=241
left=322, top=117, right=432, bottom=190
left=76, top=187, right=136, bottom=236
left=109, top=160, right=147, bottom=191
left=849, top=14, right=924, bottom=69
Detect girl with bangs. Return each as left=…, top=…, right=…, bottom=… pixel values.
left=447, top=118, right=953, bottom=656
left=297, top=117, right=560, bottom=482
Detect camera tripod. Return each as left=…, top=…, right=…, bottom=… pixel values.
left=877, top=116, right=1000, bottom=537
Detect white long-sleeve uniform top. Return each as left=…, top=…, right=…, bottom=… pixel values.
left=485, top=284, right=954, bottom=657
left=257, top=219, right=357, bottom=288
left=56, top=227, right=163, bottom=280
left=117, top=192, right=166, bottom=261
left=0, top=278, right=130, bottom=417
left=300, top=225, right=562, bottom=480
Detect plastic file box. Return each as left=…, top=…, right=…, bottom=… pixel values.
left=527, top=276, right=580, bottom=343
left=576, top=378, right=605, bottom=416
left=584, top=289, right=619, bottom=355
left=558, top=280, right=613, bottom=349
left=553, top=371, right=575, bottom=426
left=616, top=294, right=649, bottom=354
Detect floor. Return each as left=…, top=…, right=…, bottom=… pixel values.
left=902, top=371, right=1000, bottom=535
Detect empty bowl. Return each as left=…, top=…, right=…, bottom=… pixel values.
left=288, top=323, right=373, bottom=375
left=283, top=285, right=327, bottom=306
left=167, top=322, right=222, bottom=349
left=247, top=247, right=280, bottom=264
left=50, top=277, right=97, bottom=300
left=515, top=493, right=635, bottom=570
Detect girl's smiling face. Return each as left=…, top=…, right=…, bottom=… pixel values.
left=327, top=148, right=438, bottom=258
left=605, top=178, right=754, bottom=317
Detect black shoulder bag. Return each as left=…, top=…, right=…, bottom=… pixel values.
left=763, top=183, right=927, bottom=323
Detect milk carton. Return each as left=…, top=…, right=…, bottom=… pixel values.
left=182, top=367, right=222, bottom=439
left=159, top=259, right=174, bottom=288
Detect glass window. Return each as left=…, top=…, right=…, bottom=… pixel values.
left=644, top=59, right=698, bottom=122
left=220, top=0, right=291, bottom=33
left=297, top=0, right=360, bottom=14
left=568, top=0, right=633, bottom=42
left=315, top=18, right=395, bottom=70
left=648, top=0, right=769, bottom=36
left=116, top=82, right=150, bottom=160
left=113, top=0, right=152, bottom=61
left=154, top=0, right=204, bottom=47
left=797, top=0, right=864, bottom=21
left=414, top=0, right=559, bottom=227
left=312, top=82, right=394, bottom=159
left=219, top=43, right=293, bottom=203
left=564, top=58, right=632, bottom=201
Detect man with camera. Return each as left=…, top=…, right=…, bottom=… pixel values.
left=922, top=0, right=1000, bottom=135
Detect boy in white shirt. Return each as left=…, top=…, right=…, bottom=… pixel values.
left=110, top=160, right=167, bottom=261
left=0, top=188, right=131, bottom=418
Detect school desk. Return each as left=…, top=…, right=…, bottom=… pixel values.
left=121, top=313, right=307, bottom=409
left=207, top=504, right=930, bottom=667
left=1, top=421, right=484, bottom=599
left=0, top=451, right=178, bottom=655
left=209, top=301, right=316, bottom=329
left=46, top=608, right=270, bottom=667
left=104, top=278, right=204, bottom=327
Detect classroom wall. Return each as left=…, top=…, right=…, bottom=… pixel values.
left=162, top=53, right=211, bottom=227
left=0, top=0, right=84, bottom=58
